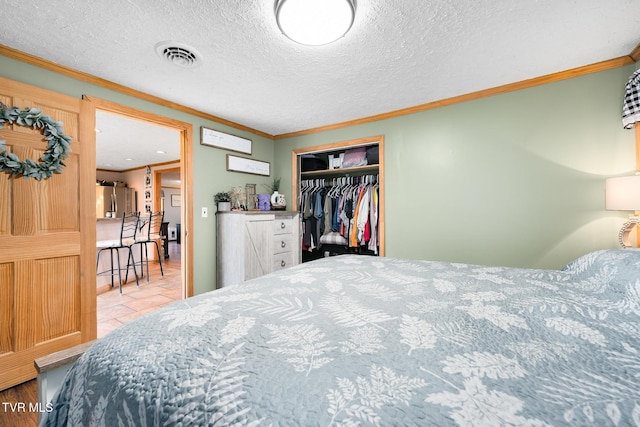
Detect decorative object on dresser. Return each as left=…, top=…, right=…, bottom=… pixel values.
left=265, top=177, right=286, bottom=210
left=270, top=192, right=286, bottom=209
left=214, top=191, right=231, bottom=212
left=216, top=211, right=300, bottom=287
left=245, top=183, right=257, bottom=210
left=230, top=186, right=247, bottom=210
left=257, top=194, right=271, bottom=211
left=605, top=174, right=640, bottom=248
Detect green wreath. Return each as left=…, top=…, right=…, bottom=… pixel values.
left=0, top=102, right=72, bottom=180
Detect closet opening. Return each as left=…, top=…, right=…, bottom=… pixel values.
left=291, top=135, right=385, bottom=262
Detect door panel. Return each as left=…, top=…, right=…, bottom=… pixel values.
left=244, top=217, right=273, bottom=281
left=39, top=256, right=80, bottom=341
left=0, top=263, right=13, bottom=353
left=0, top=77, right=95, bottom=390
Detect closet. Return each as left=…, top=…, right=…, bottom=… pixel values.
left=292, top=135, right=384, bottom=262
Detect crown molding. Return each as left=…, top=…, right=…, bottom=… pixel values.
left=275, top=54, right=635, bottom=139
left=629, top=43, right=640, bottom=62
left=0, top=44, right=274, bottom=140
left=2, top=42, right=637, bottom=142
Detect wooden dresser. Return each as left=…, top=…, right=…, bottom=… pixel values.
left=216, top=211, right=300, bottom=288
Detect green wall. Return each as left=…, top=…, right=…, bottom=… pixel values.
left=274, top=66, right=637, bottom=269
left=2, top=54, right=636, bottom=290
left=0, top=54, right=275, bottom=295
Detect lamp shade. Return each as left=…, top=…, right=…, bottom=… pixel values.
left=605, top=175, right=640, bottom=211
left=275, top=0, right=355, bottom=46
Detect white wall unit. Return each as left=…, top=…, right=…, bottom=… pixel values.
left=216, top=211, right=300, bottom=288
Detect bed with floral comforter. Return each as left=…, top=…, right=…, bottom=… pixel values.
left=42, top=249, right=640, bottom=426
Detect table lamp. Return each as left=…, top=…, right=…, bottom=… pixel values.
left=605, top=175, right=640, bottom=248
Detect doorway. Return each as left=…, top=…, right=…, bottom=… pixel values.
left=87, top=96, right=194, bottom=336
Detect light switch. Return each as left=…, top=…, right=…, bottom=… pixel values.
left=201, top=207, right=208, bottom=218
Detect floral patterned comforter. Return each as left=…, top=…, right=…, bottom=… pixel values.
left=42, top=249, right=640, bottom=426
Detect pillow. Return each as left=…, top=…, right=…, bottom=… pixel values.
left=562, top=249, right=640, bottom=273
left=562, top=249, right=640, bottom=292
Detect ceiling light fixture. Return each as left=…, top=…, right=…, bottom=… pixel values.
left=275, top=0, right=356, bottom=46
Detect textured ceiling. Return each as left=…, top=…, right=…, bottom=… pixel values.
left=1, top=0, right=639, bottom=138
left=95, top=110, right=180, bottom=172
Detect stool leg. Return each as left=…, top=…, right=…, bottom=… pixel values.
left=128, top=247, right=139, bottom=287
left=144, top=243, right=150, bottom=283
left=154, top=241, right=164, bottom=277
left=115, top=248, right=122, bottom=294
left=125, top=247, right=131, bottom=284
left=109, top=248, right=116, bottom=290
left=139, top=243, right=145, bottom=280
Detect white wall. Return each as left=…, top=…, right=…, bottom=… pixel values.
left=162, top=186, right=181, bottom=240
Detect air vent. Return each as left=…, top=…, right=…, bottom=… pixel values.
left=155, top=41, right=202, bottom=68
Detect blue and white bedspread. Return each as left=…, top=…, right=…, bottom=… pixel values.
left=43, top=249, right=640, bottom=426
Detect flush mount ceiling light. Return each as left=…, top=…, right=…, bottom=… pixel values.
left=275, top=0, right=356, bottom=46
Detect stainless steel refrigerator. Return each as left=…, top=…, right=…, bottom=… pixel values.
left=96, top=185, right=137, bottom=218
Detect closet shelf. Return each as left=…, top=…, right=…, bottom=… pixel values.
left=301, top=164, right=379, bottom=178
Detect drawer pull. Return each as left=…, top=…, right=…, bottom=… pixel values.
left=280, top=222, right=286, bottom=229
left=281, top=260, right=286, bottom=267
left=281, top=241, right=286, bottom=248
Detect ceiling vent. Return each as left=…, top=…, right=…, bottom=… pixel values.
left=155, top=41, right=202, bottom=68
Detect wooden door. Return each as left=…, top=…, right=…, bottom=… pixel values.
left=0, top=77, right=96, bottom=390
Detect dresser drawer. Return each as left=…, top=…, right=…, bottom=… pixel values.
left=273, top=252, right=294, bottom=272
left=273, top=234, right=293, bottom=254
left=273, top=217, right=294, bottom=235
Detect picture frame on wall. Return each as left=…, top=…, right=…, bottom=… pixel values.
left=171, top=194, right=181, bottom=207
left=201, top=126, right=252, bottom=154
left=226, top=154, right=270, bottom=176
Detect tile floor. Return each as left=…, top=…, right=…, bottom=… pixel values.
left=97, top=241, right=182, bottom=338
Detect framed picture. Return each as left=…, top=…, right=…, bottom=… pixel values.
left=201, top=126, right=252, bottom=154
left=171, top=194, right=181, bottom=207
left=226, top=154, right=270, bottom=176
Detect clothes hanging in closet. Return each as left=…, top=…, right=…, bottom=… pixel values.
left=299, top=175, right=379, bottom=255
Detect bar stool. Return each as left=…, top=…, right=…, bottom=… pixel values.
left=96, top=212, right=140, bottom=294
left=130, top=211, right=165, bottom=282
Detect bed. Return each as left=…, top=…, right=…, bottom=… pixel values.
left=42, top=249, right=640, bottom=426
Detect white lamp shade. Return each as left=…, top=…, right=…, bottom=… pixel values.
left=605, top=175, right=640, bottom=211
left=275, top=0, right=355, bottom=46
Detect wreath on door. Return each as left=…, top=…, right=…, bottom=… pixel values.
left=0, top=102, right=72, bottom=180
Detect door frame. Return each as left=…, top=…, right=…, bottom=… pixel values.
left=85, top=96, right=194, bottom=297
